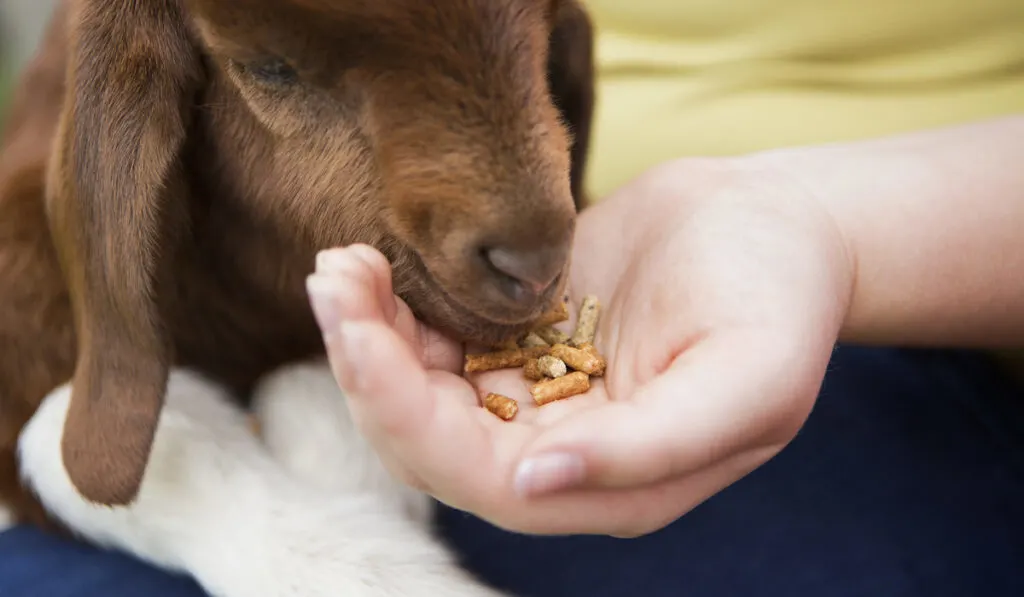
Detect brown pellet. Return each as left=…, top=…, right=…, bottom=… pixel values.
left=523, top=358, right=545, bottom=381
left=464, top=346, right=550, bottom=373
left=464, top=293, right=608, bottom=419
left=550, top=343, right=606, bottom=376
left=536, top=355, right=568, bottom=378
left=520, top=332, right=550, bottom=348
left=569, top=295, right=601, bottom=346
left=484, top=393, right=519, bottom=421
left=534, top=297, right=570, bottom=327
left=523, top=355, right=568, bottom=380
left=533, top=325, right=570, bottom=346
left=530, top=371, right=590, bottom=406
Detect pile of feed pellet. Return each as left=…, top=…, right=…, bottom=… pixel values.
left=463, top=295, right=604, bottom=421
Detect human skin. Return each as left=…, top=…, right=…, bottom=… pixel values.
left=305, top=114, right=1024, bottom=538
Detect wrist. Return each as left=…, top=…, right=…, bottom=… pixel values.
left=639, top=154, right=856, bottom=350
left=716, top=154, right=858, bottom=341
left=742, top=116, right=1024, bottom=347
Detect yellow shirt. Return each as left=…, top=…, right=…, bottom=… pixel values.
left=584, top=0, right=1024, bottom=199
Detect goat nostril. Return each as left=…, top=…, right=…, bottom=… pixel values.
left=482, top=244, right=567, bottom=302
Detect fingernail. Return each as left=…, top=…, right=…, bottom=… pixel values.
left=306, top=274, right=342, bottom=334
left=514, top=453, right=586, bottom=498
left=316, top=248, right=349, bottom=273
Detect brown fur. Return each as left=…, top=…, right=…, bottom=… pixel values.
left=0, top=0, right=594, bottom=527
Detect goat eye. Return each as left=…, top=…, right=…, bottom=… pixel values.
left=239, top=58, right=298, bottom=85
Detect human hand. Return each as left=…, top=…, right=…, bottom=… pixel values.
left=305, top=157, right=855, bottom=537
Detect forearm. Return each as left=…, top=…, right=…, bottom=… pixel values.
left=756, top=115, right=1024, bottom=347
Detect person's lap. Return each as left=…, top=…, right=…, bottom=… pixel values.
left=2, top=346, right=1023, bottom=597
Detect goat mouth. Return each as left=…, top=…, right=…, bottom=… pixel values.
left=404, top=252, right=557, bottom=345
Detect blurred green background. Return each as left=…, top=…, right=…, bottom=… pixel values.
left=1, top=64, right=11, bottom=118
left=2, top=1, right=59, bottom=121
left=1, top=33, right=10, bottom=118
left=1, top=11, right=12, bottom=120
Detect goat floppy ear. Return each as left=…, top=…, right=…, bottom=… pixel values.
left=547, top=0, right=596, bottom=210
left=45, top=1, right=203, bottom=505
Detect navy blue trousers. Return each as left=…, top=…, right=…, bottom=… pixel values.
left=3, top=346, right=1023, bottom=597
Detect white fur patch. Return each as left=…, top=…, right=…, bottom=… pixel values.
left=17, top=363, right=507, bottom=597
left=251, top=359, right=432, bottom=524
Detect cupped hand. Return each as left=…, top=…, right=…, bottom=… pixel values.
left=305, top=157, right=855, bottom=537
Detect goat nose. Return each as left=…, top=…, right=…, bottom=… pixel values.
left=483, top=242, right=568, bottom=303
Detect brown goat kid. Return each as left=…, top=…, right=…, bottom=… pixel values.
left=0, top=0, right=594, bottom=529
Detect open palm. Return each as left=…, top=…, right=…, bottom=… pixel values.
left=308, top=160, right=854, bottom=536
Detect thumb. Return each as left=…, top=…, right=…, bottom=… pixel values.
left=513, top=331, right=824, bottom=496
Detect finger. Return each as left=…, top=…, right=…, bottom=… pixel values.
left=488, top=443, right=775, bottom=537
left=326, top=319, right=435, bottom=438
left=514, top=330, right=827, bottom=495
left=307, top=262, right=386, bottom=340
left=331, top=319, right=521, bottom=509
left=315, top=245, right=397, bottom=324
left=316, top=245, right=461, bottom=372
left=307, top=255, right=398, bottom=401
left=341, top=244, right=399, bottom=325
